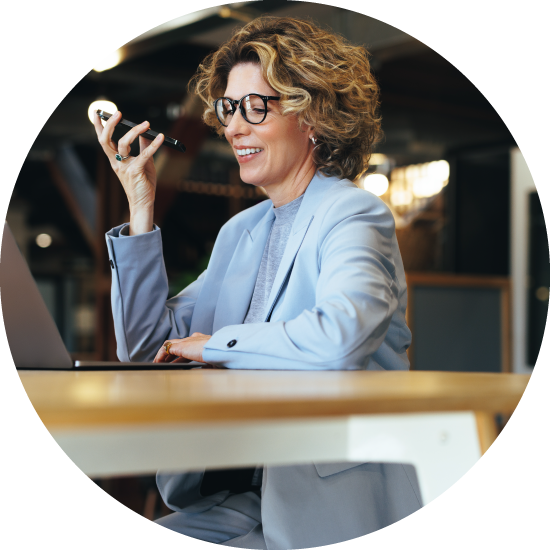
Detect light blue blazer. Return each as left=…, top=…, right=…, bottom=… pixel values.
left=106, top=172, right=421, bottom=548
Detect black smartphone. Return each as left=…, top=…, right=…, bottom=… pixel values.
left=96, top=110, right=186, bottom=153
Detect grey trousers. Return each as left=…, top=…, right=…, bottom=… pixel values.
left=155, top=491, right=267, bottom=549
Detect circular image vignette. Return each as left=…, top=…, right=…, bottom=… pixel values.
left=10, top=1, right=540, bottom=548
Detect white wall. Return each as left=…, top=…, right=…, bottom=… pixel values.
left=510, top=147, right=537, bottom=374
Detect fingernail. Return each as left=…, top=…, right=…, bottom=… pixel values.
left=155, top=134, right=163, bottom=141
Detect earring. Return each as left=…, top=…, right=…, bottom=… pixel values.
left=310, top=136, right=317, bottom=145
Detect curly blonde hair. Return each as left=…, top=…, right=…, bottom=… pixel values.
left=190, top=16, right=381, bottom=181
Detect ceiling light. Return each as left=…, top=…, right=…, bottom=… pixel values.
left=88, top=100, right=118, bottom=124
left=362, top=173, right=389, bottom=196
left=218, top=7, right=254, bottom=22
left=36, top=234, right=52, bottom=248
left=412, top=177, right=445, bottom=198
left=93, top=50, right=122, bottom=72
left=536, top=287, right=549, bottom=302
left=427, top=160, right=450, bottom=185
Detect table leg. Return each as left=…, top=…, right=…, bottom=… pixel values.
left=348, top=411, right=483, bottom=504
left=474, top=411, right=498, bottom=455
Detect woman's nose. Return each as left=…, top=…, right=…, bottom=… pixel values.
left=225, top=107, right=250, bottom=137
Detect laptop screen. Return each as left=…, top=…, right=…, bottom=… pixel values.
left=0, top=223, right=73, bottom=369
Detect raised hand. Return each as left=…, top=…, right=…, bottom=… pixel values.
left=93, top=110, right=164, bottom=235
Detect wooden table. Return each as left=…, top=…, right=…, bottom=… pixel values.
left=19, top=369, right=529, bottom=504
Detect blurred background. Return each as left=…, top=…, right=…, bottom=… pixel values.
left=5, top=1, right=548, bottom=520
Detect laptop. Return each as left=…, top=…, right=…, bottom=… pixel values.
left=0, top=222, right=202, bottom=370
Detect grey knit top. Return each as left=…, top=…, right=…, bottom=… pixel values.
left=243, top=194, right=304, bottom=324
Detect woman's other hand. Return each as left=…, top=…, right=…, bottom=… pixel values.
left=92, top=110, right=164, bottom=235
left=154, top=332, right=212, bottom=363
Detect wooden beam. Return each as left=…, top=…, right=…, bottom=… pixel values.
left=180, top=179, right=265, bottom=199
left=46, top=160, right=99, bottom=259
left=406, top=272, right=510, bottom=288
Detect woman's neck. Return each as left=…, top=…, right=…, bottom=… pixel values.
left=263, top=162, right=317, bottom=208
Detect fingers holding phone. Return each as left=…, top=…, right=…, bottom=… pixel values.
left=94, top=110, right=185, bottom=154
left=93, top=110, right=165, bottom=234
left=93, top=110, right=163, bottom=165
left=114, top=118, right=166, bottom=169
left=116, top=118, right=151, bottom=159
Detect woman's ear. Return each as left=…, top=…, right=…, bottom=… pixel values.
left=299, top=120, right=313, bottom=134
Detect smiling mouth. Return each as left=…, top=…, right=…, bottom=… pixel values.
left=236, top=148, right=263, bottom=156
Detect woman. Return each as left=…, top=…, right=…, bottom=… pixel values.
left=94, top=16, right=421, bottom=550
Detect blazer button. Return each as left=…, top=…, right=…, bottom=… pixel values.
left=109, top=259, right=115, bottom=269
left=227, top=339, right=237, bottom=348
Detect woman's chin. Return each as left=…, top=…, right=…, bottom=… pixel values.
left=239, top=169, right=267, bottom=188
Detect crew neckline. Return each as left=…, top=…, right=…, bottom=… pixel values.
left=273, top=194, right=304, bottom=222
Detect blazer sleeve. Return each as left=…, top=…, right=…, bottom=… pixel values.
left=106, top=224, right=205, bottom=362
left=202, top=192, right=403, bottom=370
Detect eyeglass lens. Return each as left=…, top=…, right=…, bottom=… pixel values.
left=216, top=94, right=267, bottom=126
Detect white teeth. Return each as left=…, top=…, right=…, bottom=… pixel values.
left=237, top=148, right=262, bottom=156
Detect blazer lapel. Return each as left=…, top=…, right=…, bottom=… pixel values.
left=212, top=208, right=275, bottom=332
left=263, top=172, right=336, bottom=321
left=263, top=216, right=313, bottom=321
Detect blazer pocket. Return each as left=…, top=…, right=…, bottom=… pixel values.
left=313, top=461, right=366, bottom=478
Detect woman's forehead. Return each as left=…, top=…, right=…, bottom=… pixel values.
left=223, top=63, right=276, bottom=99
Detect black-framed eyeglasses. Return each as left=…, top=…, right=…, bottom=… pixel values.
left=214, top=94, right=280, bottom=127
